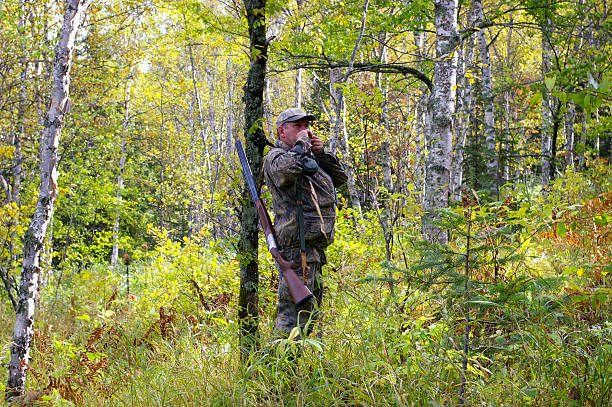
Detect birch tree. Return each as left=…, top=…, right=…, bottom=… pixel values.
left=6, top=0, right=94, bottom=400
left=541, top=13, right=555, bottom=189
left=451, top=16, right=475, bottom=202
left=423, top=0, right=460, bottom=244
left=473, top=0, right=497, bottom=191
left=111, top=80, right=131, bottom=270
left=327, top=0, right=369, bottom=218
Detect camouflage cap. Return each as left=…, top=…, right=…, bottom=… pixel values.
left=276, top=108, right=316, bottom=128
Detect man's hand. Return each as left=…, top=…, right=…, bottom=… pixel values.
left=294, top=133, right=312, bottom=151
left=298, top=129, right=323, bottom=152
left=310, top=135, right=323, bottom=152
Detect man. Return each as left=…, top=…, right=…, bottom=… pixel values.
left=264, top=108, right=347, bottom=337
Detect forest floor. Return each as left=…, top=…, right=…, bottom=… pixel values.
left=1, top=170, right=611, bottom=406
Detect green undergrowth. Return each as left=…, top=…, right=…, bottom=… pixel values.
left=1, top=166, right=611, bottom=406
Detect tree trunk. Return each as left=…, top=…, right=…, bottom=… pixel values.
left=564, top=101, right=575, bottom=170
left=111, top=82, right=130, bottom=269
left=328, top=0, right=369, bottom=217
left=239, top=0, right=268, bottom=358
left=414, top=27, right=429, bottom=203
left=423, top=0, right=459, bottom=244
left=473, top=0, right=498, bottom=192
left=207, top=65, right=218, bottom=162
left=4, top=0, right=29, bottom=309
left=187, top=41, right=210, bottom=174
left=295, top=68, right=303, bottom=109
left=503, top=91, right=512, bottom=183
left=578, top=111, right=586, bottom=169
left=502, top=14, right=514, bottom=184
left=329, top=68, right=363, bottom=217
left=6, top=0, right=92, bottom=400
left=451, top=20, right=474, bottom=202
left=264, top=78, right=275, bottom=137
left=225, top=55, right=235, bottom=156
left=541, top=17, right=554, bottom=190
left=376, top=32, right=393, bottom=195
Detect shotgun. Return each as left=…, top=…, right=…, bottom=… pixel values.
left=235, top=140, right=314, bottom=306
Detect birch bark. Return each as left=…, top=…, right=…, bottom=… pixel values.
left=376, top=32, right=393, bottom=195
left=225, top=55, right=235, bottom=156
left=295, top=68, right=303, bottom=109
left=264, top=78, right=275, bottom=137
left=413, top=27, right=430, bottom=203
left=502, top=13, right=514, bottom=184
left=451, top=21, right=474, bottom=202
left=564, top=101, right=575, bottom=169
left=473, top=0, right=497, bottom=190
left=327, top=0, right=369, bottom=217
left=187, top=41, right=210, bottom=173
left=541, top=17, right=554, bottom=189
left=423, top=0, right=460, bottom=244
left=578, top=112, right=586, bottom=169
left=6, top=0, right=93, bottom=399
left=111, top=82, right=130, bottom=270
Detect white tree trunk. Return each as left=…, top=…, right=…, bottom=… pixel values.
left=187, top=42, right=210, bottom=173
left=503, top=91, right=512, bottom=183
left=578, top=112, right=586, bottom=169
left=376, top=32, right=393, bottom=194
left=502, top=14, right=514, bottom=184
left=225, top=55, right=234, bottom=156
left=264, top=78, right=275, bottom=137
left=423, top=0, right=459, bottom=244
left=473, top=0, right=498, bottom=190
left=541, top=18, right=554, bottom=189
left=295, top=68, right=303, bottom=109
left=415, top=93, right=428, bottom=201
left=111, top=83, right=130, bottom=269
left=7, top=0, right=93, bottom=399
left=329, top=68, right=362, bottom=217
left=451, top=22, right=475, bottom=201
left=414, top=30, right=429, bottom=201
left=207, top=65, right=218, bottom=160
left=327, top=0, right=369, bottom=217
left=564, top=101, right=575, bottom=169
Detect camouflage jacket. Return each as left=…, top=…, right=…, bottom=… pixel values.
left=264, top=137, right=347, bottom=250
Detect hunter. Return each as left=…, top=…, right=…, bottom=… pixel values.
left=263, top=108, right=347, bottom=337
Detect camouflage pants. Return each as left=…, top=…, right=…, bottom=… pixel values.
left=274, top=247, right=325, bottom=337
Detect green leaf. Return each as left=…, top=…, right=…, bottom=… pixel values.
left=529, top=92, right=542, bottom=106
left=599, top=75, right=611, bottom=93
left=571, top=92, right=585, bottom=108
left=557, top=222, right=567, bottom=237
left=552, top=92, right=568, bottom=103
left=594, top=214, right=610, bottom=226
left=584, top=93, right=591, bottom=111
left=544, top=75, right=556, bottom=91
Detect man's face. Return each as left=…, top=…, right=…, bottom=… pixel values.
left=278, top=120, right=310, bottom=147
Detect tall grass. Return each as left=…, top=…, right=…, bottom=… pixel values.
left=1, top=166, right=611, bottom=406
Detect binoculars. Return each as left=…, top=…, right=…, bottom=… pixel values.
left=291, top=145, right=319, bottom=177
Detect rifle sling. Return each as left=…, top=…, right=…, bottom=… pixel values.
left=295, top=176, right=309, bottom=284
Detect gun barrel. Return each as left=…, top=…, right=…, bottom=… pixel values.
left=235, top=140, right=260, bottom=202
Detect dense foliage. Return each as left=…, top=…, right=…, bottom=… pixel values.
left=0, top=0, right=610, bottom=405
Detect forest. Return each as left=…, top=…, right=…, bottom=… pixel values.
left=0, top=0, right=611, bottom=405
